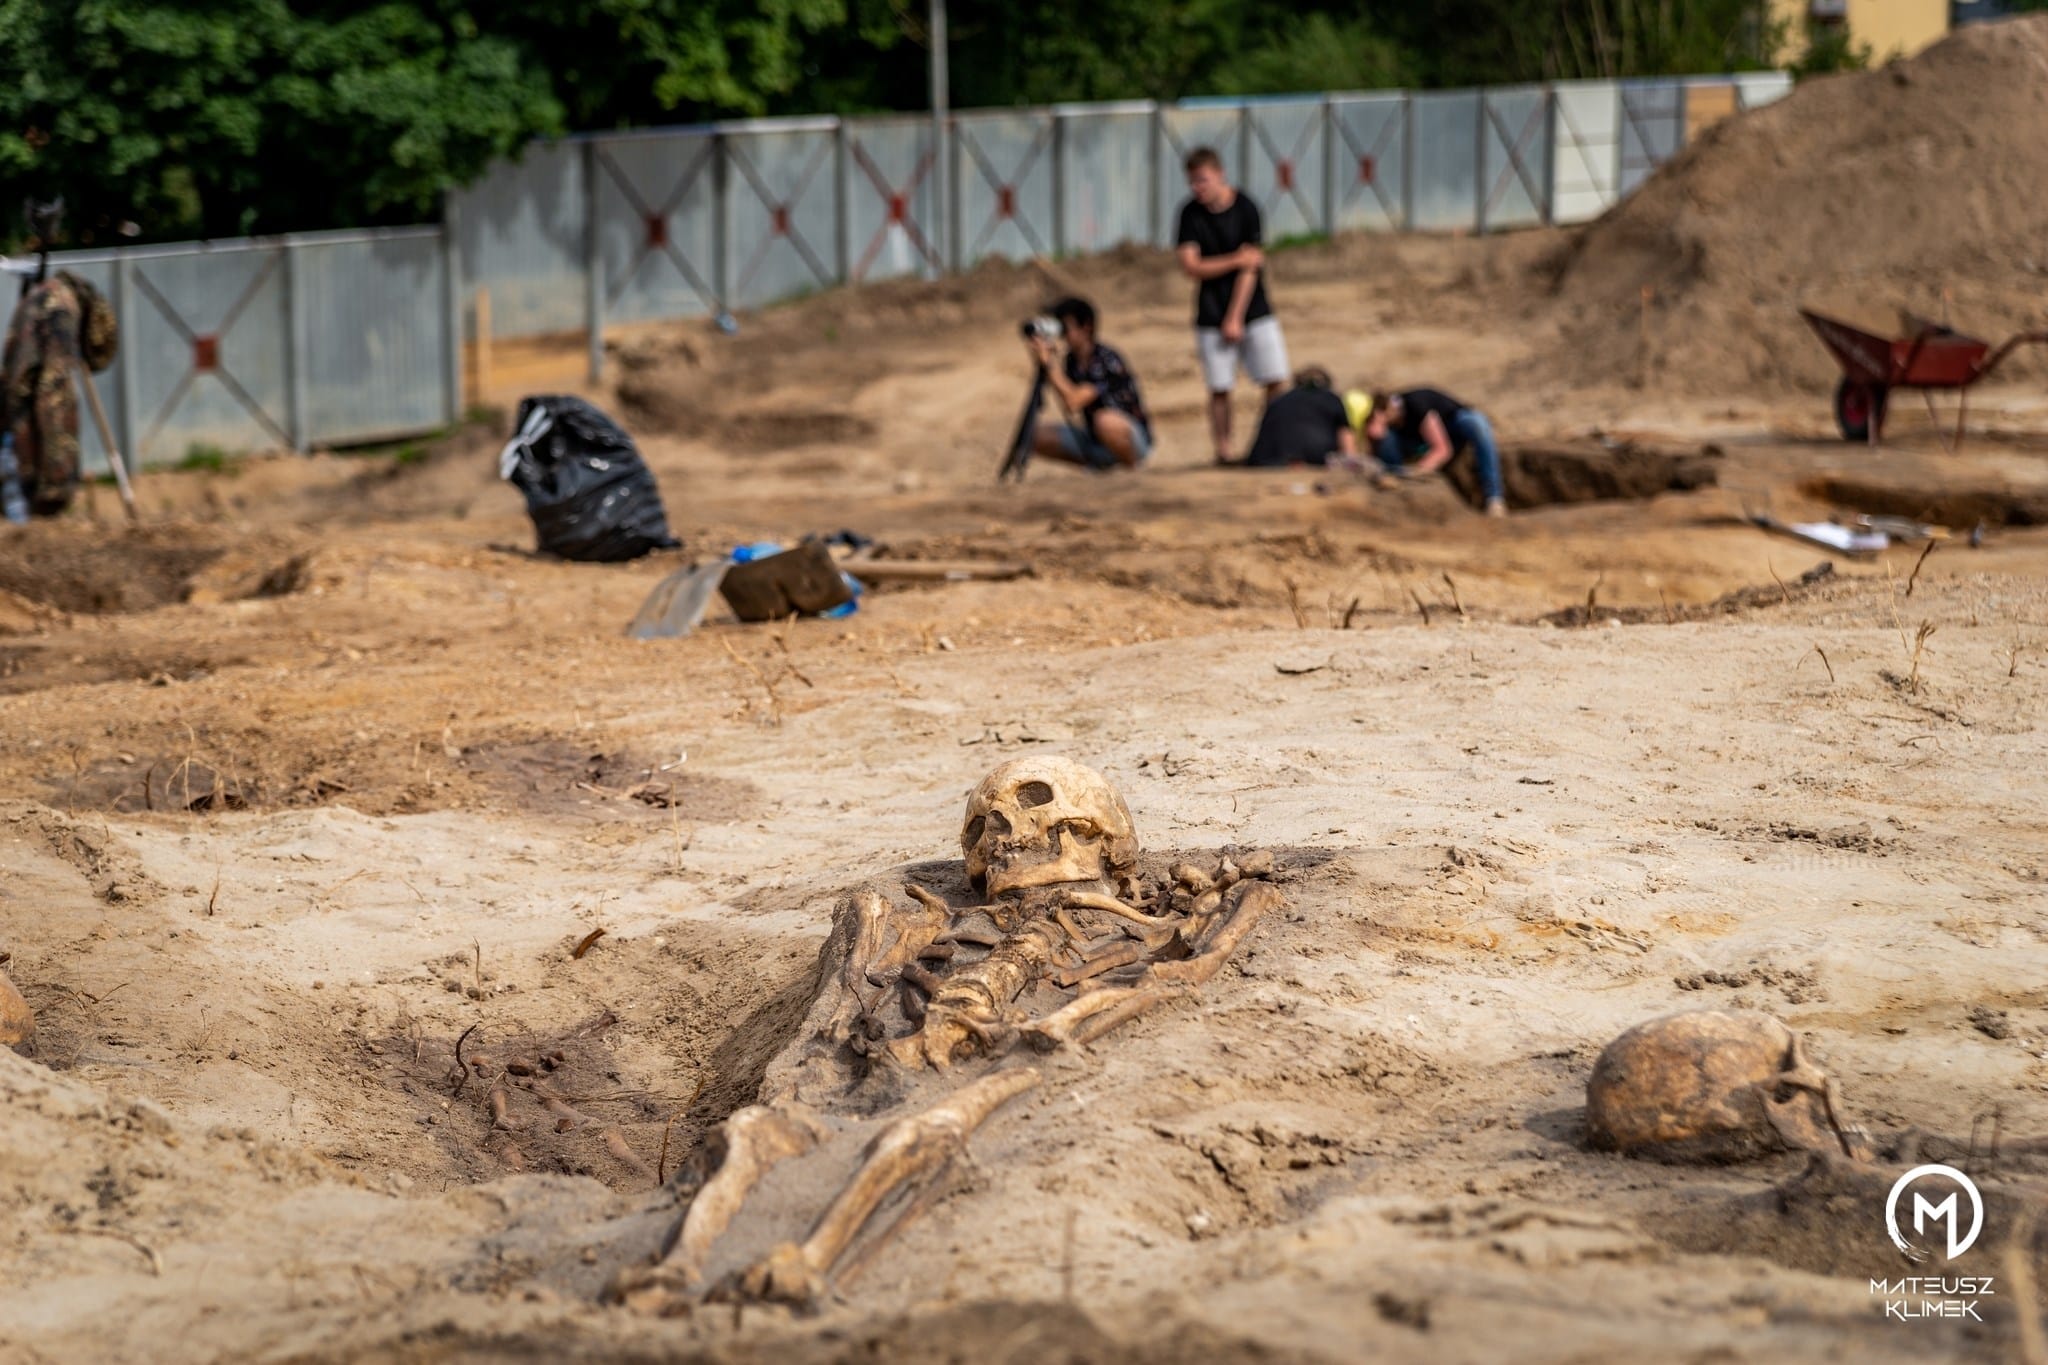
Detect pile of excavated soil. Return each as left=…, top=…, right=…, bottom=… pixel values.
left=1541, top=16, right=2048, bottom=398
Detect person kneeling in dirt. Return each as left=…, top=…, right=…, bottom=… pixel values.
left=1023, top=296, right=1155, bottom=470
left=1361, top=387, right=1508, bottom=518
left=1236, top=367, right=1360, bottom=468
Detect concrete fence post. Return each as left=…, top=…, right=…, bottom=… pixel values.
left=582, top=140, right=603, bottom=384
left=283, top=236, right=308, bottom=450
left=442, top=204, right=464, bottom=420
left=835, top=119, right=853, bottom=286
left=111, top=252, right=139, bottom=464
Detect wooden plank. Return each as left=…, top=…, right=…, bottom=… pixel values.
left=843, top=557, right=1032, bottom=582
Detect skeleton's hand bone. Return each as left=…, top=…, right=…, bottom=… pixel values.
left=734, top=1067, right=1041, bottom=1308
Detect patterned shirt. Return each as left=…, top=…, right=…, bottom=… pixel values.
left=1064, top=341, right=1151, bottom=440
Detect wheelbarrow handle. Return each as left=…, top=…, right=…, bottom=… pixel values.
left=1974, top=331, right=2048, bottom=382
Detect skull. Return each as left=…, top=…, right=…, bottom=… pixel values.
left=1586, top=1009, right=1845, bottom=1163
left=962, top=756, right=1139, bottom=895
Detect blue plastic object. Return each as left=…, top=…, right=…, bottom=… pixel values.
left=0, top=433, right=26, bottom=525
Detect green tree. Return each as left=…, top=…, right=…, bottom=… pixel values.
left=0, top=0, right=850, bottom=245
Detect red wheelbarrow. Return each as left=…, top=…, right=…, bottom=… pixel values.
left=1800, top=307, right=2048, bottom=448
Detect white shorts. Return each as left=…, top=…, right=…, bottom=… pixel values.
left=1196, top=315, right=1289, bottom=392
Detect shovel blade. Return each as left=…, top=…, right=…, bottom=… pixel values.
left=626, top=561, right=728, bottom=639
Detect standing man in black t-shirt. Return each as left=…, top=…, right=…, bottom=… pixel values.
left=1175, top=146, right=1289, bottom=466
left=1362, top=387, right=1509, bottom=517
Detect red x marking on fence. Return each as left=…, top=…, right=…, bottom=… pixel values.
left=958, top=121, right=1052, bottom=258
left=1249, top=112, right=1319, bottom=224
left=596, top=143, right=718, bottom=310
left=848, top=137, right=937, bottom=280
left=729, top=138, right=836, bottom=297
left=130, top=251, right=291, bottom=455
left=1336, top=106, right=1404, bottom=224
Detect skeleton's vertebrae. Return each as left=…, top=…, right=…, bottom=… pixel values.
left=613, top=756, right=1283, bottom=1314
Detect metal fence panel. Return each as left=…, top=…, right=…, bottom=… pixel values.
left=722, top=123, right=841, bottom=310
left=1480, top=86, right=1551, bottom=231
left=1735, top=72, right=1794, bottom=110
left=1244, top=97, right=1326, bottom=240
left=293, top=230, right=450, bottom=447
left=117, top=242, right=292, bottom=463
left=1410, top=92, right=1482, bottom=231
left=1328, top=94, right=1408, bottom=232
left=953, top=110, right=1056, bottom=268
left=450, top=142, right=585, bottom=338
left=1057, top=105, right=1153, bottom=254
left=1619, top=80, right=1686, bottom=195
left=1550, top=81, right=1619, bottom=224
left=843, top=116, right=941, bottom=283
left=1157, top=104, right=1245, bottom=244
left=592, top=130, right=720, bottom=324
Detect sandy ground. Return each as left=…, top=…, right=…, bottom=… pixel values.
left=2, top=228, right=2046, bottom=1363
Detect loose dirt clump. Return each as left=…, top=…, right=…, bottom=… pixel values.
left=1541, top=15, right=2048, bottom=397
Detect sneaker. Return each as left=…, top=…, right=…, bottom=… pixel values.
left=1485, top=497, right=1508, bottom=519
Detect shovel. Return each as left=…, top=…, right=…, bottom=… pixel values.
left=625, top=560, right=729, bottom=639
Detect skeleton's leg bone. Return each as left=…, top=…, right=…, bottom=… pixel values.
left=735, top=1067, right=1042, bottom=1307
left=612, top=1104, right=824, bottom=1311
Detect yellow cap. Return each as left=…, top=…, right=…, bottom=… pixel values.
left=1343, top=388, right=1373, bottom=434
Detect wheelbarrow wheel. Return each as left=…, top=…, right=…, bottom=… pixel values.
left=1834, top=378, right=1889, bottom=443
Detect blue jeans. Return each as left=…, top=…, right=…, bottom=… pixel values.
left=1376, top=409, right=1505, bottom=503
left=1053, top=416, right=1153, bottom=470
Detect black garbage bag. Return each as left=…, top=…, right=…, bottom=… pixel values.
left=497, top=395, right=679, bottom=562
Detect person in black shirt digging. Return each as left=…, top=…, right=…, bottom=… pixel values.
left=1362, top=387, right=1509, bottom=518
left=1237, top=367, right=1359, bottom=468
left=1021, top=296, right=1155, bottom=470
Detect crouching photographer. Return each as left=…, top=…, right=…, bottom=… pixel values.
left=1021, top=296, right=1154, bottom=471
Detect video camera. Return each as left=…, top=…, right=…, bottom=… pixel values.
left=1019, top=315, right=1062, bottom=343
left=23, top=197, right=63, bottom=249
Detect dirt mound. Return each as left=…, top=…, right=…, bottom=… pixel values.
left=1541, top=17, right=2048, bottom=397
